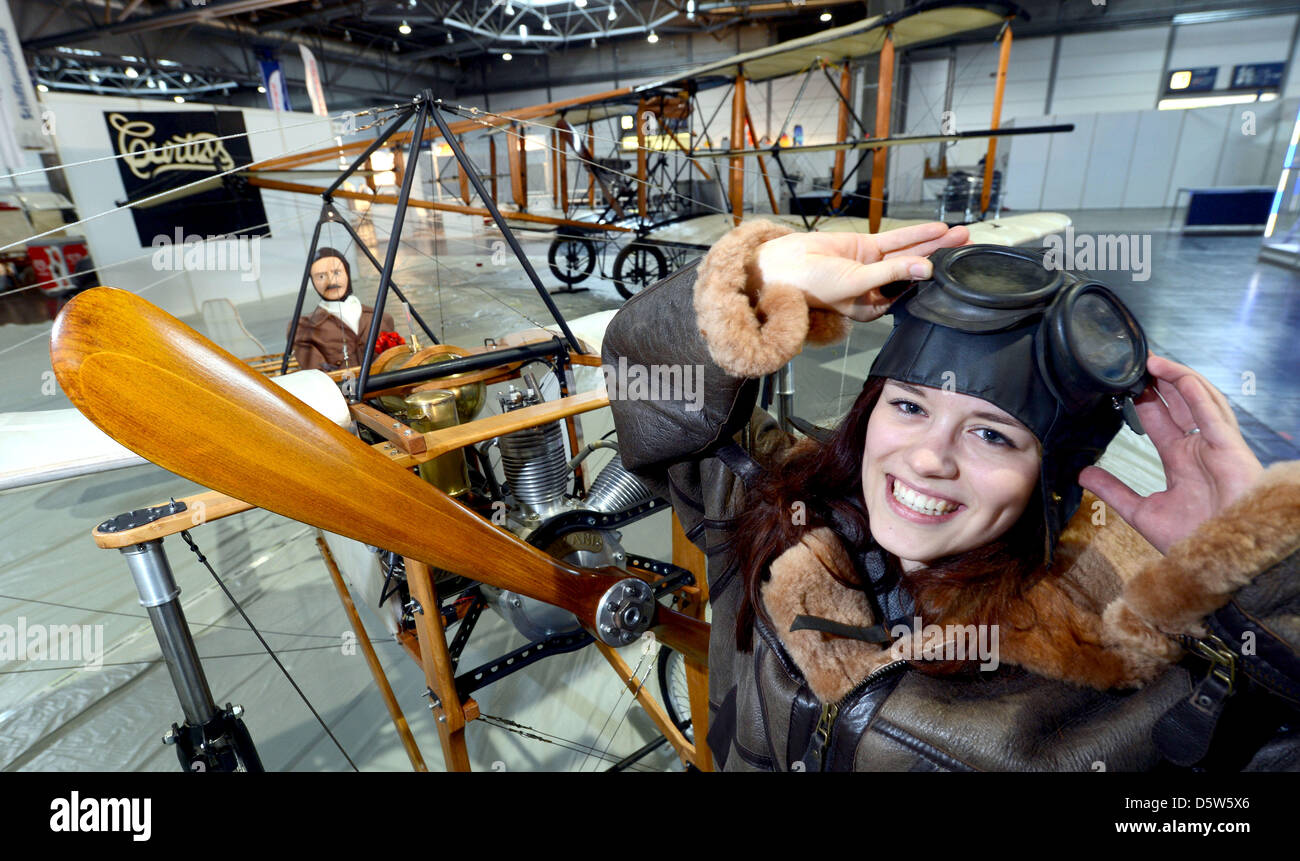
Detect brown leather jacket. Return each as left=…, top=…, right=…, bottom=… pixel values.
left=290, top=305, right=395, bottom=372
left=603, top=221, right=1300, bottom=771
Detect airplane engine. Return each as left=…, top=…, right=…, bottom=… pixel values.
left=479, top=381, right=655, bottom=642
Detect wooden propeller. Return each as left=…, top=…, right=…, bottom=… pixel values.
left=51, top=287, right=707, bottom=663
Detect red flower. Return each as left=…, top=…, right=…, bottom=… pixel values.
left=376, top=331, right=406, bottom=352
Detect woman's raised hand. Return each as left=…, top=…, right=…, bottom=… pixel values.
left=1079, top=354, right=1265, bottom=555
left=754, top=222, right=970, bottom=322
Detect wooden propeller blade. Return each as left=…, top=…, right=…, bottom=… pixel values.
left=51, top=287, right=708, bottom=663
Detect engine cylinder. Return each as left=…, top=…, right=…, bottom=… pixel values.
left=583, top=453, right=653, bottom=513
left=498, top=421, right=569, bottom=516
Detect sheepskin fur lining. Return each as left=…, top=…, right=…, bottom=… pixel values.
left=693, top=220, right=852, bottom=378
left=761, top=469, right=1300, bottom=703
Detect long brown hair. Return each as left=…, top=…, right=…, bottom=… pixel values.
left=733, top=377, right=1048, bottom=673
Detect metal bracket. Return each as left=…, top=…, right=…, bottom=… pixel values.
left=98, top=498, right=187, bottom=533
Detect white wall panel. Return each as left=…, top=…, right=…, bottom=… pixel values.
left=1215, top=101, right=1282, bottom=187
left=1000, top=116, right=1052, bottom=212
left=1165, top=105, right=1232, bottom=207
left=1039, top=113, right=1095, bottom=210
left=1120, top=110, right=1184, bottom=208
left=1080, top=112, right=1140, bottom=209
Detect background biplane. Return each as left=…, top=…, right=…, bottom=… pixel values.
left=227, top=1, right=1075, bottom=299
left=3, top=3, right=1097, bottom=773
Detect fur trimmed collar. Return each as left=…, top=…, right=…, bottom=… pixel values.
left=761, top=461, right=1300, bottom=703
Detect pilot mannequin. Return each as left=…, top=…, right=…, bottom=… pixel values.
left=290, top=247, right=402, bottom=372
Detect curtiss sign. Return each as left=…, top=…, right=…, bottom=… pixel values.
left=103, top=110, right=270, bottom=247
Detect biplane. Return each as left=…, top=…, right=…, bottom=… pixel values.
left=6, top=2, right=1090, bottom=773
left=223, top=0, right=1074, bottom=299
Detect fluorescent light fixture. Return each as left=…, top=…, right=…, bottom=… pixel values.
left=1264, top=103, right=1300, bottom=238
left=1158, top=93, right=1260, bottom=110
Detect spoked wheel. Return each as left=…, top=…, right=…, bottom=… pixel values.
left=657, top=646, right=694, bottom=743
left=547, top=235, right=597, bottom=285
left=612, top=241, right=668, bottom=299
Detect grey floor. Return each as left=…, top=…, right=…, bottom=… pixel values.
left=1, top=204, right=1296, bottom=772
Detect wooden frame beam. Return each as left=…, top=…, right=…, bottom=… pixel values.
left=981, top=21, right=1013, bottom=215
left=868, top=30, right=895, bottom=234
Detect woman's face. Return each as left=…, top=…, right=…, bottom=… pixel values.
left=862, top=380, right=1042, bottom=571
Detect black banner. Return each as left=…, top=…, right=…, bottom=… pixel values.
left=103, top=109, right=270, bottom=247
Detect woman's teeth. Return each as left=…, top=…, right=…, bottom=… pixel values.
left=892, top=479, right=958, bottom=516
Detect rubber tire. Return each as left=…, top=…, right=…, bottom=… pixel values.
left=612, top=241, right=668, bottom=300
left=547, top=236, right=596, bottom=285
left=657, top=647, right=694, bottom=743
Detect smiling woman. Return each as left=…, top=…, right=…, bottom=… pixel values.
left=603, top=218, right=1300, bottom=772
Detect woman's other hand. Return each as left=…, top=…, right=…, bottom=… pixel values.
left=1079, top=354, right=1265, bottom=554
left=754, top=222, right=970, bottom=322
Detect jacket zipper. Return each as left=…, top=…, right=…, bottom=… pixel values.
left=806, top=659, right=909, bottom=771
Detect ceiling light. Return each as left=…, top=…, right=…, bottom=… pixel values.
left=399, top=20, right=411, bottom=34
left=36, top=83, right=48, bottom=92
left=447, top=32, right=454, bottom=43
left=146, top=78, right=156, bottom=88
left=819, top=12, right=831, bottom=22
left=159, top=79, right=167, bottom=90
left=344, top=29, right=352, bottom=42
left=647, top=30, right=658, bottom=43
left=125, top=66, right=138, bottom=78
left=520, top=23, right=528, bottom=39
left=608, top=6, right=616, bottom=21
left=506, top=2, right=514, bottom=14
left=543, top=16, right=551, bottom=30
left=181, top=72, right=192, bottom=83
left=575, top=0, right=586, bottom=6
left=503, top=52, right=513, bottom=61
left=88, top=71, right=100, bottom=82
left=257, top=85, right=266, bottom=93
left=174, top=95, right=185, bottom=103
left=410, top=0, right=417, bottom=6
left=591, top=37, right=597, bottom=48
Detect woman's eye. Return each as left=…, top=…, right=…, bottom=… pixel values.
left=890, top=399, right=924, bottom=416
left=975, top=428, right=1014, bottom=448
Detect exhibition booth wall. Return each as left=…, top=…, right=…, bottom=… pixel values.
left=43, top=92, right=348, bottom=319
